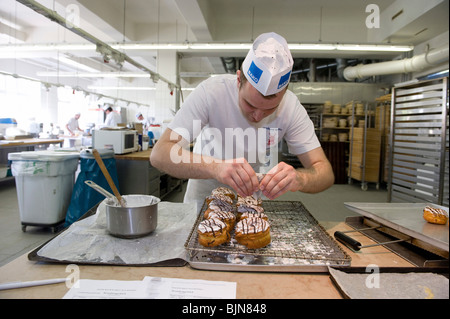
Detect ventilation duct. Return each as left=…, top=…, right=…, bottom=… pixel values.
left=343, top=45, right=449, bottom=81
left=221, top=57, right=237, bottom=74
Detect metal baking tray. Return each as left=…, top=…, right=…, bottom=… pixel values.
left=185, top=200, right=351, bottom=272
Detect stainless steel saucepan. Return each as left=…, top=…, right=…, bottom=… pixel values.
left=85, top=180, right=160, bottom=238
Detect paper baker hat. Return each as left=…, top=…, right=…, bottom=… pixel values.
left=242, top=32, right=293, bottom=96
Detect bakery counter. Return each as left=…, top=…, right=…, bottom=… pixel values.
left=114, top=149, right=183, bottom=199
left=115, top=148, right=152, bottom=161
left=0, top=138, right=64, bottom=149
left=0, top=222, right=415, bottom=300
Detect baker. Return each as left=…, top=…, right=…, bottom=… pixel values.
left=104, top=105, right=122, bottom=127
left=135, top=112, right=154, bottom=133
left=150, top=32, right=334, bottom=208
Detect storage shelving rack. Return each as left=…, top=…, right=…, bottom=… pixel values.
left=346, top=101, right=380, bottom=190
left=318, top=103, right=353, bottom=184
left=388, top=77, right=449, bottom=206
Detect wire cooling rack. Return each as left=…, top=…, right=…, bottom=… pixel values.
left=185, top=200, right=351, bottom=272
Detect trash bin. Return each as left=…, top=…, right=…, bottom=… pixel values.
left=8, top=150, right=80, bottom=232
left=65, top=148, right=120, bottom=227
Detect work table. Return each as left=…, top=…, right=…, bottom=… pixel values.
left=114, top=148, right=152, bottom=161
left=114, top=149, right=182, bottom=199
left=0, top=221, right=414, bottom=299
left=0, top=138, right=64, bottom=149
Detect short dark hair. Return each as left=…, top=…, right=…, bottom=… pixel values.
left=106, top=107, right=113, bottom=112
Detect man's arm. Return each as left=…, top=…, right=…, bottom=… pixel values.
left=259, top=147, right=334, bottom=199
left=150, top=128, right=260, bottom=196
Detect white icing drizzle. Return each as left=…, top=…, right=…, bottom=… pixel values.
left=198, top=218, right=226, bottom=233
left=240, top=211, right=268, bottom=220
left=237, top=195, right=262, bottom=206
left=425, top=206, right=448, bottom=217
left=211, top=187, right=234, bottom=197
left=237, top=204, right=264, bottom=214
left=235, top=217, right=270, bottom=234
left=208, top=199, right=233, bottom=212
left=207, top=211, right=236, bottom=221
left=207, top=194, right=233, bottom=204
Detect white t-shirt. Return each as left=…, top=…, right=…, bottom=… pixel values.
left=66, top=117, right=79, bottom=132
left=104, top=111, right=122, bottom=127
left=168, top=74, right=320, bottom=207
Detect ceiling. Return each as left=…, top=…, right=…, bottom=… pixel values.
left=0, top=0, right=448, bottom=97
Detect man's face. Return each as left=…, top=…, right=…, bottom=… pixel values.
left=237, top=70, right=285, bottom=123
left=75, top=114, right=80, bottom=120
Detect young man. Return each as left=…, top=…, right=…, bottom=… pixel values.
left=150, top=32, right=334, bottom=208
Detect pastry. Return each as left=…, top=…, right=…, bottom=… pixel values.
left=235, top=217, right=271, bottom=249
left=206, top=193, right=233, bottom=205
left=423, top=206, right=448, bottom=225
left=236, top=204, right=264, bottom=219
left=204, top=198, right=234, bottom=218
left=239, top=211, right=268, bottom=221
left=211, top=187, right=235, bottom=200
left=197, top=218, right=230, bottom=247
left=237, top=195, right=262, bottom=207
left=206, top=211, right=236, bottom=232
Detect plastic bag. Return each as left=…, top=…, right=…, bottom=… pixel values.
left=65, top=157, right=120, bottom=227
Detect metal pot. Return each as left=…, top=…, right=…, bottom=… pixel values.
left=105, top=194, right=160, bottom=239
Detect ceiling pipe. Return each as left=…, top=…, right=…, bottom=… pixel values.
left=16, top=0, right=179, bottom=89
left=308, top=59, right=316, bottom=82
left=343, top=44, right=449, bottom=81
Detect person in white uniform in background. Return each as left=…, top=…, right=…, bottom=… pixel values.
left=150, top=32, right=334, bottom=208
left=136, top=112, right=153, bottom=133
left=104, top=106, right=121, bottom=127
left=65, top=112, right=82, bottom=136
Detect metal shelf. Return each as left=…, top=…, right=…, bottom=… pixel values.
left=388, top=77, right=449, bottom=206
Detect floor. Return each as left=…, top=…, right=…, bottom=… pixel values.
left=0, top=178, right=389, bottom=267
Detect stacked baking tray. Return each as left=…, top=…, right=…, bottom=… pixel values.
left=185, top=200, right=351, bottom=272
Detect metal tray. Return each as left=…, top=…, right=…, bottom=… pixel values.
left=185, top=200, right=351, bottom=272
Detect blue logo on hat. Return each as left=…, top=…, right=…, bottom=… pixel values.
left=277, top=71, right=291, bottom=89
left=247, top=61, right=263, bottom=84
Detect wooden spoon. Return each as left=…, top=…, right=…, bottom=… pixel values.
left=92, top=149, right=126, bottom=207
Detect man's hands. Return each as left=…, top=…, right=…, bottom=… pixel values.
left=213, top=159, right=301, bottom=200
left=259, top=162, right=301, bottom=199
left=213, top=158, right=260, bottom=197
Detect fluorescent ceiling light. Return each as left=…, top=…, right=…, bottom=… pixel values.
left=0, top=43, right=413, bottom=53
left=288, top=44, right=336, bottom=50
left=335, top=44, right=413, bottom=52
left=38, top=71, right=150, bottom=78
left=188, top=43, right=252, bottom=50
left=88, top=86, right=156, bottom=90
left=0, top=43, right=95, bottom=52
left=113, top=43, right=189, bottom=50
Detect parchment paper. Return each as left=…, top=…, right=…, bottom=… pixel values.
left=36, top=201, right=197, bottom=265
left=329, top=267, right=449, bottom=299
